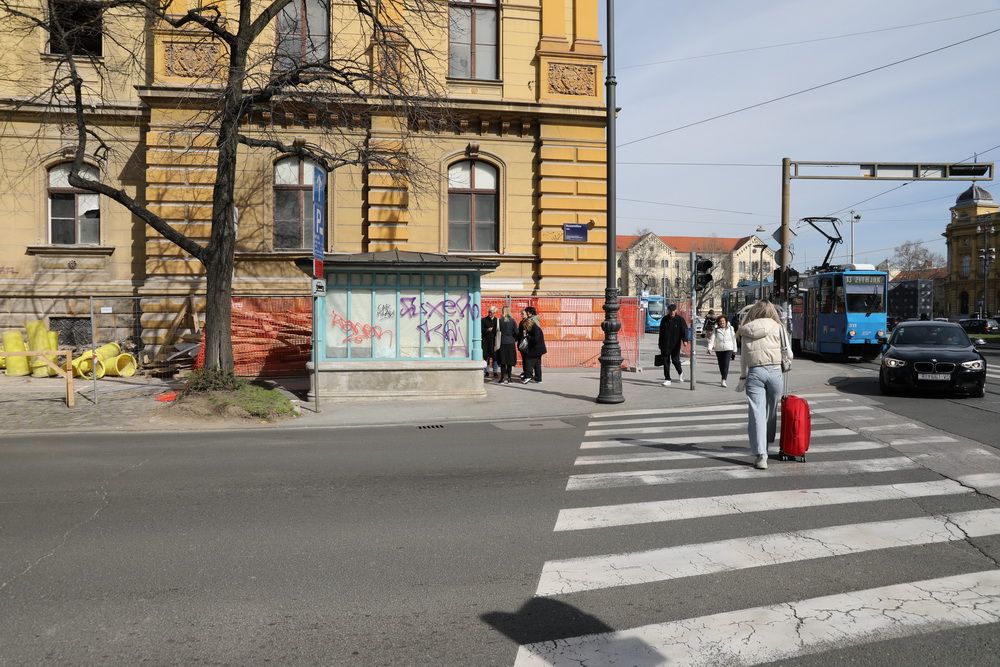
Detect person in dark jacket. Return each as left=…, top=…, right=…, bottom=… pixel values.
left=481, top=306, right=500, bottom=379
left=496, top=306, right=519, bottom=384
left=520, top=306, right=547, bottom=384
left=658, top=303, right=689, bottom=385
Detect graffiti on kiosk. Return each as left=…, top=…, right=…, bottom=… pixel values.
left=399, top=293, right=479, bottom=321
left=399, top=293, right=476, bottom=355
left=330, top=310, right=393, bottom=345
left=376, top=303, right=395, bottom=321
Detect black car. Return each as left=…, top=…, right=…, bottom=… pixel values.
left=959, top=318, right=1000, bottom=334
left=879, top=321, right=987, bottom=397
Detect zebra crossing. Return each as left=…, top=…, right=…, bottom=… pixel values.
left=514, top=394, right=1000, bottom=666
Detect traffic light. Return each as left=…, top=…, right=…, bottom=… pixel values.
left=694, top=256, right=713, bottom=291
left=773, top=267, right=800, bottom=298
left=786, top=267, right=800, bottom=294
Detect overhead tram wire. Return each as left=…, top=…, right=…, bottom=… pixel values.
left=617, top=27, right=1000, bottom=150
left=619, top=161, right=778, bottom=168
left=617, top=197, right=776, bottom=218
left=619, top=9, right=1000, bottom=70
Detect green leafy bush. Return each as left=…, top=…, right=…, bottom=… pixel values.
left=184, top=368, right=245, bottom=394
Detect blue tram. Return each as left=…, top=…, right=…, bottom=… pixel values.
left=791, top=267, right=888, bottom=360
left=644, top=294, right=665, bottom=333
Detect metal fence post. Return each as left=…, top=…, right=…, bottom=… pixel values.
left=89, top=296, right=97, bottom=405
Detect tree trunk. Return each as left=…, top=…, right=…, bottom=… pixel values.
left=202, top=247, right=235, bottom=371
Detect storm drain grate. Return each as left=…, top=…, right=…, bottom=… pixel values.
left=417, top=424, right=445, bottom=430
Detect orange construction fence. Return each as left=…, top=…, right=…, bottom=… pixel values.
left=195, top=296, right=313, bottom=377
left=482, top=295, right=642, bottom=369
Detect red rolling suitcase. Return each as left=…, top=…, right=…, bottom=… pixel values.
left=779, top=394, right=811, bottom=462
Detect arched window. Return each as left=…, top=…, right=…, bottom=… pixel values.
left=448, top=0, right=498, bottom=80
left=48, top=163, right=100, bottom=245
left=960, top=291, right=969, bottom=314
left=448, top=160, right=497, bottom=252
left=274, top=156, right=322, bottom=250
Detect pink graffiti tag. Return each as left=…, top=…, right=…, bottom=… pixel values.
left=330, top=311, right=394, bottom=345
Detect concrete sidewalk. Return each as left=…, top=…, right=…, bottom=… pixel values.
left=0, top=340, right=842, bottom=434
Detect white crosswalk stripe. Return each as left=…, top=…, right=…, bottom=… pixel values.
left=513, top=399, right=1000, bottom=665
left=566, top=456, right=920, bottom=490
left=536, top=508, right=1000, bottom=596
left=581, top=427, right=856, bottom=449
left=573, top=440, right=885, bottom=466
left=554, top=479, right=971, bottom=531
left=514, top=571, right=1000, bottom=666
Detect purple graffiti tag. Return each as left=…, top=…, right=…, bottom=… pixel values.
left=400, top=297, right=418, bottom=318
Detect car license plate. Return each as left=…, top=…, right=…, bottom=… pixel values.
left=918, top=373, right=951, bottom=381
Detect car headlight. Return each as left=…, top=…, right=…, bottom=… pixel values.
left=848, top=330, right=857, bottom=337
left=961, top=360, right=985, bottom=370
left=882, top=357, right=907, bottom=368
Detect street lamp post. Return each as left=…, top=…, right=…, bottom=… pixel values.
left=597, top=0, right=624, bottom=404
left=978, top=222, right=996, bottom=317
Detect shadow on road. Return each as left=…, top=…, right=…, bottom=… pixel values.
left=481, top=597, right=665, bottom=664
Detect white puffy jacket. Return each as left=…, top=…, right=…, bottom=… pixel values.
left=738, top=318, right=784, bottom=378
left=707, top=325, right=737, bottom=353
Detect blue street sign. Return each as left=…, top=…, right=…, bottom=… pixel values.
left=563, top=223, right=588, bottom=242
left=312, top=166, right=326, bottom=278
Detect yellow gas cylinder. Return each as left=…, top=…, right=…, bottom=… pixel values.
left=2, top=330, right=29, bottom=376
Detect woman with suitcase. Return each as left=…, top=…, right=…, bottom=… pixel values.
left=736, top=301, right=785, bottom=470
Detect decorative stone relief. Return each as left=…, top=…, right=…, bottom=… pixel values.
left=164, top=41, right=220, bottom=78
left=548, top=63, right=596, bottom=96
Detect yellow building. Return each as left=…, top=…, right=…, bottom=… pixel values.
left=943, top=185, right=1000, bottom=316
left=0, top=0, right=608, bottom=355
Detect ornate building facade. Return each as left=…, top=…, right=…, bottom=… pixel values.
left=0, top=0, right=608, bottom=351
left=943, top=185, right=1000, bottom=317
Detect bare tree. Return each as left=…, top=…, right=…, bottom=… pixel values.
left=891, top=240, right=945, bottom=272
left=693, top=237, right=732, bottom=311
left=0, top=0, right=448, bottom=373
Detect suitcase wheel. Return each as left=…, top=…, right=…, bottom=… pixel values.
left=778, top=452, right=807, bottom=463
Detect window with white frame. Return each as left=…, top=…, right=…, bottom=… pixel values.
left=448, top=160, right=497, bottom=252
left=48, top=163, right=100, bottom=245
left=274, top=0, right=330, bottom=71
left=273, top=156, right=322, bottom=250
left=448, top=0, right=498, bottom=80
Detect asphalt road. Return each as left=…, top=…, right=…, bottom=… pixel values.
left=0, top=423, right=588, bottom=665
left=4, top=353, right=1000, bottom=665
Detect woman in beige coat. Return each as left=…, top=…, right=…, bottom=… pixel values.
left=737, top=301, right=786, bottom=470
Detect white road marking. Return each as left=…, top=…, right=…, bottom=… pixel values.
left=586, top=421, right=757, bottom=437
left=554, top=479, right=970, bottom=531
left=587, top=414, right=835, bottom=428
left=812, top=406, right=875, bottom=414
left=785, top=392, right=844, bottom=399
left=859, top=423, right=924, bottom=432
left=889, top=435, right=958, bottom=445
left=591, top=404, right=751, bottom=419
left=535, top=507, right=1000, bottom=595
left=573, top=441, right=885, bottom=466
left=566, top=456, right=920, bottom=490
left=515, top=570, right=1000, bottom=666
left=957, top=473, right=1000, bottom=489
left=580, top=427, right=856, bottom=449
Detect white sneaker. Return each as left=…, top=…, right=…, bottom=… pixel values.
left=721, top=380, right=727, bottom=387
left=662, top=380, right=672, bottom=386
left=678, top=374, right=684, bottom=382
left=754, top=455, right=768, bottom=470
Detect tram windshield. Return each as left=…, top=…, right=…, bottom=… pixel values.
left=647, top=300, right=664, bottom=315
left=845, top=275, right=886, bottom=314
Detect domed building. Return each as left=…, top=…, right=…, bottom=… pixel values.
left=944, top=184, right=999, bottom=316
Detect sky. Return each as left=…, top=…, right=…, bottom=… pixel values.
left=605, top=0, right=1000, bottom=271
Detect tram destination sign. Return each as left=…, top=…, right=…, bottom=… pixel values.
left=846, top=275, right=883, bottom=285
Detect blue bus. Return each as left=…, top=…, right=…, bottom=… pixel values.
left=644, top=295, right=665, bottom=333
left=791, top=268, right=888, bottom=361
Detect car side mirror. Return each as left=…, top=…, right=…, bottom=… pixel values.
left=975, top=339, right=987, bottom=347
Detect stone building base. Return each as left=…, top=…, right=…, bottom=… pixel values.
left=307, top=360, right=487, bottom=400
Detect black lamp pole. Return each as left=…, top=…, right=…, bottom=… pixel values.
left=597, top=0, right=624, bottom=403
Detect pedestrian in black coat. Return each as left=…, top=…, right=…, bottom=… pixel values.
left=481, top=307, right=500, bottom=378
left=520, top=306, right=547, bottom=384
left=658, top=304, right=688, bottom=385
left=496, top=307, right=519, bottom=383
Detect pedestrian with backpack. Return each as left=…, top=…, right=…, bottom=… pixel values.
left=736, top=300, right=785, bottom=470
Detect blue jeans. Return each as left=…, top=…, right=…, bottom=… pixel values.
left=746, top=365, right=783, bottom=456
